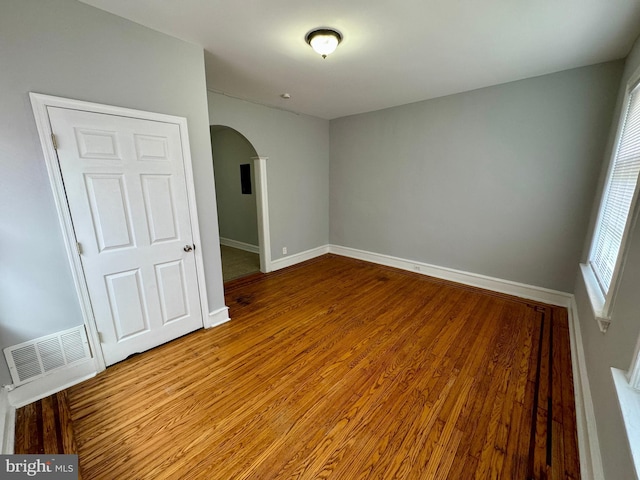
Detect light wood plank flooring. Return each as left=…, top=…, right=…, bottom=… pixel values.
left=15, top=254, right=580, bottom=479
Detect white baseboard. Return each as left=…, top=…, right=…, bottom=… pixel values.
left=568, top=297, right=605, bottom=480
left=270, top=245, right=330, bottom=271
left=0, top=387, right=15, bottom=454
left=220, top=237, right=260, bottom=254
left=328, top=244, right=572, bottom=307
left=7, top=359, right=97, bottom=409
left=207, top=306, right=231, bottom=328
left=265, top=243, right=572, bottom=306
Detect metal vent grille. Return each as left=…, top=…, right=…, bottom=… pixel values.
left=38, top=338, right=66, bottom=372
left=61, top=329, right=86, bottom=363
left=4, top=326, right=92, bottom=386
left=10, top=344, right=40, bottom=383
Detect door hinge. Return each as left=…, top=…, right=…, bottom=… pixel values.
left=76, top=242, right=83, bottom=255
left=97, top=332, right=104, bottom=343
left=51, top=133, right=58, bottom=150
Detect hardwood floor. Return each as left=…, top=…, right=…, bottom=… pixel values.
left=15, top=254, right=580, bottom=479
left=13, top=390, right=83, bottom=479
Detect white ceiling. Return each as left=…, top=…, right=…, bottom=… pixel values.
left=80, top=0, right=640, bottom=120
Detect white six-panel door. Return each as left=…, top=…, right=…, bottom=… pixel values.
left=48, top=107, right=203, bottom=366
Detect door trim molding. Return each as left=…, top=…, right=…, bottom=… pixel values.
left=252, top=156, right=272, bottom=273
left=30, top=93, right=210, bottom=374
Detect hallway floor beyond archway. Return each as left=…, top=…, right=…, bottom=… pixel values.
left=220, top=244, right=260, bottom=282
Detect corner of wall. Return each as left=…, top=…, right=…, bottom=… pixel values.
left=207, top=306, right=231, bottom=328
left=567, top=296, right=606, bottom=480
left=1, top=387, right=16, bottom=454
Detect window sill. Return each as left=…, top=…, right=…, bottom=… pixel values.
left=580, top=263, right=611, bottom=333
left=612, top=368, right=640, bottom=479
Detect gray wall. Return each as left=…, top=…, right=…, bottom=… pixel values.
left=330, top=62, right=623, bottom=292
left=574, top=35, right=640, bottom=480
left=207, top=93, right=330, bottom=261
left=0, top=0, right=225, bottom=386
left=211, top=127, right=259, bottom=246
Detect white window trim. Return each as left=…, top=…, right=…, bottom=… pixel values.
left=629, top=335, right=640, bottom=390
left=579, top=263, right=610, bottom=332
left=605, top=65, right=640, bottom=480
left=611, top=266, right=640, bottom=477
left=581, top=65, right=640, bottom=334
left=612, top=368, right=640, bottom=479
left=612, top=325, right=640, bottom=479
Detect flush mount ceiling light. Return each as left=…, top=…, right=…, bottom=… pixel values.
left=305, top=28, right=342, bottom=58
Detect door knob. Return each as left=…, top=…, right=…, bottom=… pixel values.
left=183, top=245, right=193, bottom=252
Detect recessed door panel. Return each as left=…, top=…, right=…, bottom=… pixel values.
left=75, top=128, right=120, bottom=160
left=105, top=269, right=149, bottom=340
left=84, top=174, right=134, bottom=252
left=135, top=134, right=169, bottom=162
left=155, top=260, right=189, bottom=324
left=141, top=174, right=178, bottom=244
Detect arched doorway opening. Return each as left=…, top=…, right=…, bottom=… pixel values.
left=210, top=125, right=269, bottom=281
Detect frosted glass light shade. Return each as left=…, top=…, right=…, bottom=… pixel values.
left=306, top=29, right=342, bottom=58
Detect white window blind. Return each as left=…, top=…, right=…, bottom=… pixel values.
left=590, top=81, right=640, bottom=294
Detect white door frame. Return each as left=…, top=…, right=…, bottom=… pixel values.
left=30, top=93, right=210, bottom=374
left=252, top=156, right=272, bottom=273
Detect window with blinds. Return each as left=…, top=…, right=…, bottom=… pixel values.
left=589, top=80, right=640, bottom=300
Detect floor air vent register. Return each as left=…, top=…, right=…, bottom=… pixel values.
left=4, top=326, right=92, bottom=386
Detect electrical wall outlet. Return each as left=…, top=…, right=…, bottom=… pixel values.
left=282, top=247, right=288, bottom=255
